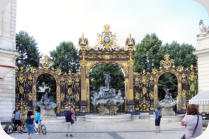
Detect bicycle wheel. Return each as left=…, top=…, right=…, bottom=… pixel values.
left=41, top=124, right=47, bottom=135
left=21, top=125, right=27, bottom=133
left=6, top=124, right=13, bottom=134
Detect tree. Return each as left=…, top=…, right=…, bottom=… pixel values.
left=90, top=64, right=125, bottom=92
left=50, top=41, right=80, bottom=73
left=16, top=31, right=41, bottom=68
left=134, top=33, right=162, bottom=73
left=160, top=41, right=197, bottom=68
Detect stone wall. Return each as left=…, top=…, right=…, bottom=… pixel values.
left=0, top=0, right=18, bottom=122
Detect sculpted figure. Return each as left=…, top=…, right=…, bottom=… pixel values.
left=104, top=73, right=111, bottom=89
left=199, top=20, right=208, bottom=34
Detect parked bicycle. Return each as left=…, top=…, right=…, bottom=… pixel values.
left=36, top=120, right=47, bottom=135
left=3, top=121, right=27, bottom=134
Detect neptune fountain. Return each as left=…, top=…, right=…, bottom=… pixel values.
left=91, top=74, right=124, bottom=115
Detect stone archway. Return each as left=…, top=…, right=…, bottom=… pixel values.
left=78, top=25, right=136, bottom=113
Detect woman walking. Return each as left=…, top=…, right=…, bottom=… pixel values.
left=26, top=110, right=36, bottom=139
left=154, top=106, right=162, bottom=133
left=181, top=104, right=202, bottom=139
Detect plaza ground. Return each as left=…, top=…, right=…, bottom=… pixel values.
left=6, top=118, right=187, bottom=139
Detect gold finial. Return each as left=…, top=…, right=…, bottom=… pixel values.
left=164, top=54, right=170, bottom=61
left=79, top=33, right=88, bottom=46
left=104, top=24, right=110, bottom=32
left=44, top=55, right=49, bottom=63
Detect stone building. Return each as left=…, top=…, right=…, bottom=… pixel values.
left=0, top=0, right=18, bottom=122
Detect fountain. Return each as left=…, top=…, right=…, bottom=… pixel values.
left=159, top=89, right=177, bottom=116
left=91, top=73, right=124, bottom=115
left=37, top=92, right=57, bottom=117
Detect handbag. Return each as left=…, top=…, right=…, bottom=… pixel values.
left=181, top=115, right=199, bottom=139
left=191, top=115, right=199, bottom=137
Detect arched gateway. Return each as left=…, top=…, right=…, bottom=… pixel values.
left=16, top=25, right=197, bottom=115
left=79, top=25, right=135, bottom=113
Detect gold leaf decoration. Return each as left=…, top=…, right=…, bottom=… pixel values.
left=190, top=83, right=195, bottom=92
left=67, top=78, right=73, bottom=86
left=142, top=87, right=147, bottom=95
left=19, top=86, right=24, bottom=94
left=68, top=88, right=72, bottom=95
left=28, top=92, right=32, bottom=101
left=61, top=93, right=65, bottom=101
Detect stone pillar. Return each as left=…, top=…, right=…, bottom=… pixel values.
left=126, top=51, right=135, bottom=113
left=0, top=0, right=19, bottom=122
left=80, top=51, right=88, bottom=113
left=194, top=20, right=209, bottom=113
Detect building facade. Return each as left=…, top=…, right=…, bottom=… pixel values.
left=0, top=0, right=18, bottom=122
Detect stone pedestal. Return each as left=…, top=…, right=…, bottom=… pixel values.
left=41, top=109, right=56, bottom=118
left=162, top=107, right=176, bottom=116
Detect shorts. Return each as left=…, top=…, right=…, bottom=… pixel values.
left=14, top=120, right=22, bottom=126
left=26, top=124, right=34, bottom=135
left=155, top=119, right=161, bottom=126
left=34, top=121, right=40, bottom=128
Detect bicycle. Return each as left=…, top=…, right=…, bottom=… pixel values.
left=36, top=120, right=47, bottom=135
left=4, top=120, right=27, bottom=134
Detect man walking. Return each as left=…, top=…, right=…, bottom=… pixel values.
left=64, top=107, right=74, bottom=137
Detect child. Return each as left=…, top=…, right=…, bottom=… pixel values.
left=34, top=107, right=41, bottom=134
left=155, top=106, right=162, bottom=133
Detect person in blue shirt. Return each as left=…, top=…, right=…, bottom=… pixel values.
left=34, top=107, right=41, bottom=134
left=155, top=106, right=162, bottom=133
left=64, top=107, right=74, bottom=137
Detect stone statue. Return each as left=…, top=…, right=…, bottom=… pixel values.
left=104, top=73, right=111, bottom=89
left=199, top=20, right=208, bottom=34
left=38, top=82, right=50, bottom=93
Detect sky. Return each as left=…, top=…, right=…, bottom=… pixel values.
left=16, top=0, right=209, bottom=56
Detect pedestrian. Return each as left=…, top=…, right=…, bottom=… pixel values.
left=11, top=110, right=16, bottom=124
left=14, top=109, right=23, bottom=133
left=64, top=107, right=74, bottom=137
left=181, top=104, right=202, bottom=139
left=70, top=107, right=76, bottom=121
left=154, top=106, right=162, bottom=133
left=26, top=110, right=36, bottom=139
left=34, top=107, right=41, bottom=134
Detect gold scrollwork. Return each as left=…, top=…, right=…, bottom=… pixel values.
left=67, top=78, right=73, bottom=86
left=142, top=87, right=147, bottom=95
left=135, top=92, right=140, bottom=100
left=61, top=93, right=65, bottom=101
left=19, top=86, right=24, bottom=94
left=160, top=54, right=174, bottom=69
left=18, top=74, right=25, bottom=84
left=28, top=92, right=32, bottom=101
left=190, top=83, right=195, bottom=92
left=68, top=88, right=72, bottom=95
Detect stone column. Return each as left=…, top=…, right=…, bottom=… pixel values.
left=194, top=20, right=209, bottom=113
left=80, top=51, right=88, bottom=113
left=0, top=0, right=19, bottom=122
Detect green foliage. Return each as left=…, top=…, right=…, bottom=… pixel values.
left=50, top=41, right=80, bottom=73
left=90, top=64, right=125, bottom=92
left=134, top=33, right=162, bottom=73
left=160, top=41, right=197, bottom=68
left=158, top=72, right=177, bottom=100
left=16, top=31, right=41, bottom=68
